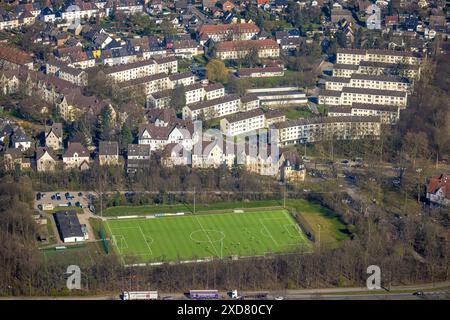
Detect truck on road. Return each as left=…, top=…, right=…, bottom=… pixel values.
left=189, top=290, right=219, bottom=299
left=121, top=291, right=158, bottom=300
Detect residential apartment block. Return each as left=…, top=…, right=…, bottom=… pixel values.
left=336, top=48, right=420, bottom=66
left=0, top=45, right=34, bottom=70
left=215, top=39, right=280, bottom=60
left=104, top=56, right=178, bottom=82
left=272, top=116, right=382, bottom=146
left=220, top=109, right=286, bottom=136
left=325, top=74, right=411, bottom=93
left=319, top=87, right=408, bottom=107
left=327, top=104, right=400, bottom=124
left=46, top=59, right=88, bottom=86
left=220, top=109, right=266, bottom=136
left=199, top=23, right=260, bottom=44
left=184, top=82, right=225, bottom=105
left=182, top=94, right=259, bottom=120
left=333, top=61, right=420, bottom=79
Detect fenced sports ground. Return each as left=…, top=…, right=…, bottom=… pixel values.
left=105, top=209, right=312, bottom=264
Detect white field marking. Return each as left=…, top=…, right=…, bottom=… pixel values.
left=195, top=216, right=221, bottom=259
left=259, top=219, right=279, bottom=246
left=283, top=224, right=305, bottom=239
left=259, top=218, right=307, bottom=247
left=286, top=218, right=309, bottom=242
left=108, top=226, right=145, bottom=231
left=105, top=222, right=127, bottom=265
left=189, top=229, right=225, bottom=243
left=110, top=225, right=153, bottom=256
left=115, top=235, right=129, bottom=251
left=138, top=226, right=153, bottom=256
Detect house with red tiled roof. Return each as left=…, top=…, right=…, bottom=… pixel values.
left=426, top=173, right=450, bottom=207
left=219, top=0, right=235, bottom=12
left=0, top=45, right=33, bottom=70
left=385, top=15, right=398, bottom=28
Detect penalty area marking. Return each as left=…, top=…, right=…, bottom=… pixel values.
left=138, top=226, right=154, bottom=256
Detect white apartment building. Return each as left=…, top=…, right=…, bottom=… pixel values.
left=198, top=23, right=260, bottom=44
left=62, top=4, right=98, bottom=23
left=119, top=73, right=172, bottom=96
left=204, top=83, right=225, bottom=100
left=168, top=71, right=196, bottom=87
left=220, top=109, right=266, bottom=136
left=333, top=61, right=420, bottom=79
left=184, top=82, right=225, bottom=105
left=154, top=56, right=178, bottom=74
left=104, top=59, right=157, bottom=82
left=215, top=39, right=280, bottom=60
left=220, top=109, right=286, bottom=136
left=328, top=104, right=400, bottom=124
left=319, top=87, right=408, bottom=107
left=182, top=94, right=242, bottom=120
left=272, top=116, right=382, bottom=146
left=325, top=74, right=411, bottom=92
left=336, top=48, right=420, bottom=66
left=103, top=56, right=178, bottom=83
left=184, top=83, right=206, bottom=105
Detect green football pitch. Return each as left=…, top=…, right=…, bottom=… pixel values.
left=104, top=209, right=312, bottom=264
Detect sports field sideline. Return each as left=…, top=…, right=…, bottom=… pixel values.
left=104, top=209, right=312, bottom=264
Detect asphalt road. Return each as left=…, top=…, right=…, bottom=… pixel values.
left=3, top=282, right=449, bottom=300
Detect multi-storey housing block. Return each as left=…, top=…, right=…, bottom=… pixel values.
left=272, top=116, right=382, bottom=146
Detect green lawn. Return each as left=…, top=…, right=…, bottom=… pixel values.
left=40, top=242, right=101, bottom=266
left=283, top=107, right=313, bottom=120
left=105, top=209, right=312, bottom=264
left=285, top=200, right=349, bottom=248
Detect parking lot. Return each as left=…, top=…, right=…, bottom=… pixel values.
left=35, top=191, right=97, bottom=244
left=35, top=191, right=92, bottom=211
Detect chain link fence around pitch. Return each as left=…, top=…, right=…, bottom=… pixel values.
left=287, top=208, right=315, bottom=242
left=98, top=226, right=110, bottom=254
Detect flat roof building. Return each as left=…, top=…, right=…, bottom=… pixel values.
left=53, top=211, right=84, bottom=243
